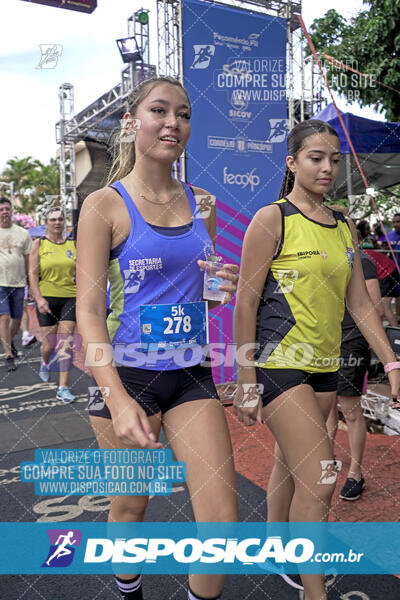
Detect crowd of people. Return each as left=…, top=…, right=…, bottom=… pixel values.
left=0, top=198, right=77, bottom=402
left=1, top=75, right=400, bottom=600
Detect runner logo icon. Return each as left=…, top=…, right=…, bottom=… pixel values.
left=223, top=167, right=260, bottom=191
left=42, top=529, right=82, bottom=567
left=123, top=269, right=146, bottom=294
left=88, top=386, right=110, bottom=411
left=193, top=194, right=216, bottom=219
left=267, top=119, right=289, bottom=143
left=241, top=383, right=264, bottom=408
left=191, top=45, right=215, bottom=69
left=317, top=460, right=342, bottom=485
left=36, top=44, right=63, bottom=69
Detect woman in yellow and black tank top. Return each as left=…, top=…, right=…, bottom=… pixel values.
left=29, top=207, right=77, bottom=404
left=234, top=120, right=400, bottom=599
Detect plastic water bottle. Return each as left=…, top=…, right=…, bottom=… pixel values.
left=203, top=254, right=227, bottom=301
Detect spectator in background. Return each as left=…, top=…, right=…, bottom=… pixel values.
left=378, top=214, right=400, bottom=319
left=29, top=207, right=77, bottom=404
left=327, top=245, right=383, bottom=500
left=378, top=214, right=400, bottom=251
left=0, top=197, right=32, bottom=371
left=364, top=245, right=399, bottom=326
left=373, top=222, right=384, bottom=246
left=357, top=220, right=376, bottom=249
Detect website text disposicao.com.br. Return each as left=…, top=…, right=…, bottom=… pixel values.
left=82, top=536, right=364, bottom=566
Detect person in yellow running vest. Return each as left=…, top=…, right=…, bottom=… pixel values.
left=234, top=119, right=400, bottom=600
left=29, top=207, right=76, bottom=403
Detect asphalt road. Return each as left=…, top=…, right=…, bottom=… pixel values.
left=0, top=339, right=399, bottom=599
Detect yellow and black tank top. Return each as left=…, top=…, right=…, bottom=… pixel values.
left=255, top=198, right=354, bottom=373
left=39, top=237, right=76, bottom=298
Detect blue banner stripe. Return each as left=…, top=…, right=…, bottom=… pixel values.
left=216, top=243, right=240, bottom=263
left=1, top=522, right=400, bottom=574
left=218, top=211, right=249, bottom=233
left=218, top=228, right=245, bottom=248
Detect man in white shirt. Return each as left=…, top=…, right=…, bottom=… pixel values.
left=0, top=197, right=32, bottom=371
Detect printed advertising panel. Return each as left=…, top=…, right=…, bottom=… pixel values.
left=182, top=0, right=288, bottom=382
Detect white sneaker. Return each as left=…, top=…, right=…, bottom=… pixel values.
left=56, top=386, right=76, bottom=404
left=22, top=333, right=36, bottom=347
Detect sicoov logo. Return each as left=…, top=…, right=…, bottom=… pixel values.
left=223, top=167, right=260, bottom=191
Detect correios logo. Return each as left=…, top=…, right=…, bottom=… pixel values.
left=223, top=167, right=260, bottom=191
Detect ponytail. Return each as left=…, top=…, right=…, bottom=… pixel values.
left=278, top=167, right=295, bottom=199
left=106, top=129, right=136, bottom=186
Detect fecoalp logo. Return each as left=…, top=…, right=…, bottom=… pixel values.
left=42, top=529, right=82, bottom=567
left=223, top=167, right=260, bottom=192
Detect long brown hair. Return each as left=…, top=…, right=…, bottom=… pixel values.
left=278, top=119, right=340, bottom=199
left=106, top=76, right=191, bottom=185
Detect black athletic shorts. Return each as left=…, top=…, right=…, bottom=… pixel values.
left=337, top=336, right=370, bottom=397
left=380, top=271, right=400, bottom=297
left=88, top=363, right=219, bottom=418
left=256, top=367, right=338, bottom=407
left=36, top=296, right=76, bottom=326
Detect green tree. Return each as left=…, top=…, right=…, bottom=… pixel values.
left=351, top=185, right=400, bottom=223
left=328, top=184, right=400, bottom=224
left=1, top=157, right=60, bottom=214
left=308, top=1, right=400, bottom=121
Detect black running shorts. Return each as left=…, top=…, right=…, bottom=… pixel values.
left=88, top=363, right=219, bottom=418
left=256, top=367, right=338, bottom=407
left=36, top=296, right=76, bottom=326
left=380, top=271, right=400, bottom=297
left=337, top=336, right=370, bottom=397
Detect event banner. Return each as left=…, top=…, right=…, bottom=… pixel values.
left=182, top=0, right=287, bottom=383
left=0, top=521, right=399, bottom=574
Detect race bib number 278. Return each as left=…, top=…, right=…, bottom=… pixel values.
left=139, top=302, right=208, bottom=349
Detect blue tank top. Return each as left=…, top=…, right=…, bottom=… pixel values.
left=107, top=180, right=214, bottom=370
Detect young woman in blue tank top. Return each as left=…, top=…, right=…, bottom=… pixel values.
left=76, top=76, right=239, bottom=600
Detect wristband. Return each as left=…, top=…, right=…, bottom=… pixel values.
left=384, top=361, right=400, bottom=374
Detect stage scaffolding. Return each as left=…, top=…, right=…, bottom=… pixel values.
left=56, top=8, right=156, bottom=233
left=57, top=0, right=318, bottom=231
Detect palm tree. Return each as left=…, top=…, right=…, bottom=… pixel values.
left=1, top=157, right=60, bottom=215
left=1, top=157, right=40, bottom=197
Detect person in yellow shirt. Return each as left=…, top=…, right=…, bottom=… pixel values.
left=29, top=207, right=76, bottom=403
left=0, top=197, right=32, bottom=371
left=234, top=119, right=400, bottom=600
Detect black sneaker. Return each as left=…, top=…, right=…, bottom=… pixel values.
left=339, top=477, right=365, bottom=501
left=11, top=341, right=22, bottom=358
left=6, top=356, right=16, bottom=372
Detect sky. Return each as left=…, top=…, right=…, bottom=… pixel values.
left=0, top=0, right=379, bottom=172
